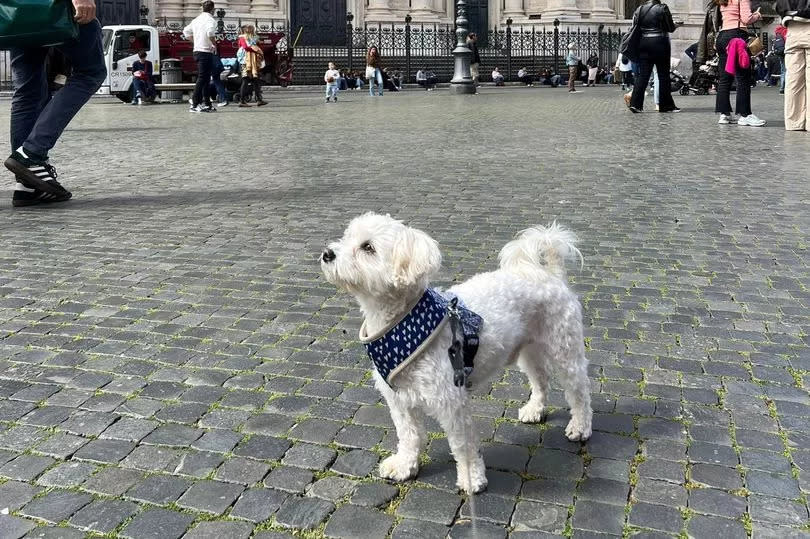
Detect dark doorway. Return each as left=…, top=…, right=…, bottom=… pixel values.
left=95, top=0, right=140, bottom=26
left=290, top=0, right=347, bottom=46
left=464, top=0, right=488, bottom=46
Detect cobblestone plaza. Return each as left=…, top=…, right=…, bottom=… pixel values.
left=0, top=87, right=808, bottom=538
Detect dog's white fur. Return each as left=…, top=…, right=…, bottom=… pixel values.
left=321, top=213, right=592, bottom=494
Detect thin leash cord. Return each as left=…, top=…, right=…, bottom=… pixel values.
left=461, top=393, right=479, bottom=538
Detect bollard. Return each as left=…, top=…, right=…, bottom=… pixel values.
left=161, top=58, right=182, bottom=103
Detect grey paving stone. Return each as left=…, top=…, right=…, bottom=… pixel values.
left=749, top=495, right=808, bottom=525
left=120, top=508, right=195, bottom=539
left=391, top=518, right=450, bottom=539
left=511, top=501, right=568, bottom=533
left=0, top=515, right=36, bottom=539
left=0, top=455, right=54, bottom=481
left=307, top=476, right=357, bottom=502
left=460, top=493, right=516, bottom=524
left=191, top=430, right=242, bottom=453
left=173, top=449, right=224, bottom=477
left=282, top=442, right=337, bottom=470
left=59, top=410, right=118, bottom=436
left=350, top=481, right=399, bottom=507
left=686, top=515, right=747, bottom=538
left=573, top=501, right=625, bottom=535
left=73, top=438, right=135, bottom=463
left=19, top=489, right=92, bottom=524
left=182, top=521, right=254, bottom=539
left=23, top=526, right=86, bottom=539
left=82, top=466, right=142, bottom=496
left=289, top=419, right=343, bottom=444
left=215, top=456, right=271, bottom=485
left=324, top=505, right=394, bottom=538
left=449, top=520, right=509, bottom=539
left=274, top=497, right=335, bottom=530
left=32, top=432, right=89, bottom=459
left=263, top=465, right=313, bottom=494
left=100, top=417, right=158, bottom=441
left=527, top=448, right=584, bottom=479
left=628, top=502, right=683, bottom=533
left=521, top=478, right=578, bottom=505
left=176, top=479, right=244, bottom=514
left=396, top=487, right=462, bottom=525
left=745, top=470, right=802, bottom=499
left=126, top=474, right=192, bottom=505
left=577, top=477, right=630, bottom=506
left=141, top=424, right=204, bottom=447
left=0, top=481, right=41, bottom=512
left=689, top=463, right=743, bottom=490
left=68, top=499, right=139, bottom=533
left=233, top=435, right=290, bottom=461
left=331, top=449, right=378, bottom=478
left=230, top=487, right=289, bottom=522
left=633, top=478, right=688, bottom=507
left=121, top=445, right=183, bottom=472
left=688, top=488, right=747, bottom=518
left=36, top=461, right=97, bottom=487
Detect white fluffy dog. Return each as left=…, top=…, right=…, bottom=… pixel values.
left=320, top=213, right=592, bottom=494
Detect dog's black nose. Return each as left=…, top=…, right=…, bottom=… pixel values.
left=322, top=248, right=336, bottom=263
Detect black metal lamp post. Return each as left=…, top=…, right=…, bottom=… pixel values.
left=506, top=17, right=513, bottom=82
left=449, top=0, right=474, bottom=94
left=597, top=23, right=604, bottom=65
left=139, top=4, right=149, bottom=25
left=405, top=14, right=412, bottom=83
left=347, top=12, right=354, bottom=72
left=553, top=18, right=560, bottom=74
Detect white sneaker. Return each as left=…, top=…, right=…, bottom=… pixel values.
left=137, top=98, right=143, bottom=106
left=217, top=101, right=228, bottom=107
left=738, top=114, right=766, bottom=127
left=718, top=114, right=738, bottom=124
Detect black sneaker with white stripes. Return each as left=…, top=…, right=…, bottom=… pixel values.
left=12, top=178, right=72, bottom=207
left=4, top=147, right=69, bottom=195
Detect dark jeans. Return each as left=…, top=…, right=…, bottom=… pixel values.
left=239, top=76, right=263, bottom=102
left=715, top=29, right=752, bottom=116
left=630, top=36, right=676, bottom=111
left=10, top=20, right=106, bottom=157
left=193, top=52, right=214, bottom=107
left=211, top=55, right=227, bottom=103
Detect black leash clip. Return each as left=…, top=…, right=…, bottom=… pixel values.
left=447, top=298, right=469, bottom=388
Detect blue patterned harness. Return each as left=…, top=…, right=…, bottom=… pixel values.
left=360, top=288, right=483, bottom=388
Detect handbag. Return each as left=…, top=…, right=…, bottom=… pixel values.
left=620, top=4, right=653, bottom=62
left=0, top=0, right=79, bottom=50
left=746, top=32, right=764, bottom=56
left=365, top=65, right=376, bottom=78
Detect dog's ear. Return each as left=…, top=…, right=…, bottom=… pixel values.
left=391, top=227, right=442, bottom=288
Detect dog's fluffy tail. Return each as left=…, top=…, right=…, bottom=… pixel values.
left=498, top=222, right=583, bottom=282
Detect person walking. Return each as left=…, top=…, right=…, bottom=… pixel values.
left=467, top=32, right=482, bottom=92
left=324, top=61, right=340, bottom=103
left=366, top=46, right=383, bottom=97
left=714, top=0, right=764, bottom=125
left=776, top=0, right=810, bottom=130
left=627, top=0, right=680, bottom=113
left=183, top=1, right=218, bottom=113
left=4, top=0, right=105, bottom=207
left=616, top=53, right=634, bottom=91
left=586, top=53, right=600, bottom=86
left=566, top=44, right=581, bottom=92
left=237, top=25, right=267, bottom=107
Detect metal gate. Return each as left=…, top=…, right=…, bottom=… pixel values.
left=96, top=0, right=140, bottom=26
left=290, top=0, right=347, bottom=46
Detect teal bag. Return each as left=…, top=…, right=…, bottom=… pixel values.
left=0, top=0, right=79, bottom=50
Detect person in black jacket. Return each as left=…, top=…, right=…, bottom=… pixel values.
left=467, top=33, right=482, bottom=92
left=777, top=0, right=810, bottom=130
left=628, top=0, right=680, bottom=113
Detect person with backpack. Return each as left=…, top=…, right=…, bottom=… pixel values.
left=774, top=24, right=788, bottom=94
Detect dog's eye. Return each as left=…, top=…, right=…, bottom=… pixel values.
left=360, top=241, right=375, bottom=254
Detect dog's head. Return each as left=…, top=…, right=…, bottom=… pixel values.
left=320, top=213, right=442, bottom=297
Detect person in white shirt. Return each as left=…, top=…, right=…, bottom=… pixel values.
left=183, top=1, right=218, bottom=112
left=615, top=53, right=633, bottom=91
left=492, top=67, right=505, bottom=86
left=324, top=62, right=341, bottom=102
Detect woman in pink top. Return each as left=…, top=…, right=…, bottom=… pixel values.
left=714, top=0, right=765, bottom=125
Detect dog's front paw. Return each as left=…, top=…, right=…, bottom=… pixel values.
left=518, top=402, right=545, bottom=423
left=565, top=416, right=592, bottom=442
left=456, top=456, right=488, bottom=494
left=379, top=454, right=419, bottom=482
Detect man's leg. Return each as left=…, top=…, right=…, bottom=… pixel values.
left=5, top=20, right=104, bottom=197
left=193, top=53, right=205, bottom=107
left=9, top=48, right=49, bottom=154
left=199, top=54, right=213, bottom=107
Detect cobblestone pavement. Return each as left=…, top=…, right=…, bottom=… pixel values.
left=0, top=86, right=808, bottom=539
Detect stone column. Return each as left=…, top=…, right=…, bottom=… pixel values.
left=503, top=0, right=526, bottom=18
left=365, top=0, right=393, bottom=21
left=542, top=0, right=580, bottom=18
left=184, top=0, right=202, bottom=19
left=412, top=0, right=439, bottom=18
left=588, top=0, right=615, bottom=19
left=250, top=0, right=278, bottom=17
left=158, top=0, right=185, bottom=20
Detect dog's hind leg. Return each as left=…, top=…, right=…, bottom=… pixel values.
left=517, top=342, right=551, bottom=423
left=379, top=395, right=425, bottom=482
left=559, top=338, right=593, bottom=442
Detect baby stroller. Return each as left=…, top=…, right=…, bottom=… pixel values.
left=681, top=56, right=718, bottom=95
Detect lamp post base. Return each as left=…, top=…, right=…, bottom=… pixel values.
left=449, top=82, right=476, bottom=94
